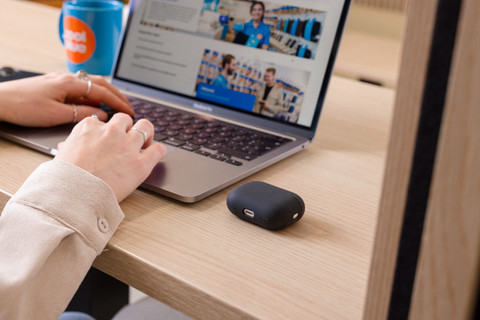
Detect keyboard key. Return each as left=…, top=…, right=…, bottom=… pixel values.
left=191, top=138, right=207, bottom=145
left=164, top=137, right=185, bottom=147
left=154, top=120, right=169, bottom=127
left=178, top=134, right=193, bottom=141
left=182, top=128, right=197, bottom=134
left=217, top=146, right=257, bottom=161
left=204, top=143, right=222, bottom=150
left=154, top=133, right=167, bottom=141
left=226, top=159, right=243, bottom=166
left=165, top=130, right=179, bottom=137
left=195, top=150, right=211, bottom=157
left=209, top=154, right=227, bottom=161
left=181, top=143, right=200, bottom=151
left=196, top=132, right=210, bottom=139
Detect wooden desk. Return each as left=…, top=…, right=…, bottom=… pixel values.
left=0, top=1, right=395, bottom=319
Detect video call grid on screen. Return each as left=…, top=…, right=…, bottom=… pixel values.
left=116, top=0, right=346, bottom=128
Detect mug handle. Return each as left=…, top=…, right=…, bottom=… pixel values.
left=58, top=8, right=64, bottom=45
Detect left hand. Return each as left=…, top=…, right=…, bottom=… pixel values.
left=0, top=72, right=133, bottom=127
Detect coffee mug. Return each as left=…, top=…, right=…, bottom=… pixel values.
left=59, top=0, right=123, bottom=75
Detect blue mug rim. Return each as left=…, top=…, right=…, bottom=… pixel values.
left=63, top=0, right=123, bottom=11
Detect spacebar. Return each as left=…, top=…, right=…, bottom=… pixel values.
left=217, top=147, right=256, bottom=160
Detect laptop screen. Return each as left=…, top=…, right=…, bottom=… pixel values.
left=114, top=0, right=349, bottom=130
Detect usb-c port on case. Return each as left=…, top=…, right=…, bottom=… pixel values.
left=243, top=208, right=254, bottom=218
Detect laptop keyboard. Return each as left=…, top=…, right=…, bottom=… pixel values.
left=128, top=97, right=291, bottom=166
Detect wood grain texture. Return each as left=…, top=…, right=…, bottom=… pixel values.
left=362, top=0, right=440, bottom=319
left=409, top=0, right=480, bottom=318
left=354, top=0, right=408, bottom=12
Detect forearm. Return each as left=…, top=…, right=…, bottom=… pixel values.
left=0, top=160, right=124, bottom=320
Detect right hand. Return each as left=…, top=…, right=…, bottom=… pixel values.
left=55, top=113, right=167, bottom=202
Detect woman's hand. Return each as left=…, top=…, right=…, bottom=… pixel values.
left=55, top=113, right=167, bottom=202
left=0, top=72, right=133, bottom=127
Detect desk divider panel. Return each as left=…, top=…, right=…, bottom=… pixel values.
left=363, top=0, right=440, bottom=317
left=364, top=0, right=480, bottom=319
left=354, top=0, right=407, bottom=12
left=409, top=0, right=480, bottom=317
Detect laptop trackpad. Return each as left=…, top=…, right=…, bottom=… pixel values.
left=26, top=124, right=74, bottom=151
left=144, top=146, right=240, bottom=201
left=0, top=123, right=73, bottom=155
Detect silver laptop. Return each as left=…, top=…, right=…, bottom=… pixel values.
left=0, top=0, right=351, bottom=202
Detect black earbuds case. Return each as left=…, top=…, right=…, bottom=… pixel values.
left=227, top=181, right=305, bottom=230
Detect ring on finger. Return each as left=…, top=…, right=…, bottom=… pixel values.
left=84, top=79, right=92, bottom=99
left=130, top=127, right=148, bottom=144
left=75, top=70, right=91, bottom=99
left=91, top=114, right=99, bottom=120
left=75, top=69, right=89, bottom=81
left=71, top=104, right=78, bottom=123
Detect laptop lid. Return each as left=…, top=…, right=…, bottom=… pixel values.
left=111, top=0, right=351, bottom=141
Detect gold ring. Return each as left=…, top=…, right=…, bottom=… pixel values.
left=71, top=104, right=78, bottom=123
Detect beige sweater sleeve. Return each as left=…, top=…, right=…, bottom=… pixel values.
left=0, top=160, right=125, bottom=320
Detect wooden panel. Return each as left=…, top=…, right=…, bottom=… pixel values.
left=355, top=0, right=408, bottom=12
left=409, top=0, right=480, bottom=318
left=362, top=0, right=439, bottom=319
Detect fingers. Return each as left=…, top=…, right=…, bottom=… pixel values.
left=108, top=112, right=134, bottom=132
left=74, top=105, right=109, bottom=122
left=65, top=73, right=134, bottom=116
left=140, top=142, right=168, bottom=168
left=83, top=76, right=134, bottom=115
left=90, top=75, right=130, bottom=104
left=128, top=118, right=155, bottom=149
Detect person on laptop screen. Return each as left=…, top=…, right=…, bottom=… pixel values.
left=243, top=1, right=270, bottom=50
left=0, top=72, right=167, bottom=319
left=253, top=67, right=286, bottom=117
left=212, top=54, right=237, bottom=88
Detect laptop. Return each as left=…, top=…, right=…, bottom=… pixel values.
left=0, top=0, right=351, bottom=203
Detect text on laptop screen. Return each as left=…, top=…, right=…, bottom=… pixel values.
left=115, top=0, right=346, bottom=129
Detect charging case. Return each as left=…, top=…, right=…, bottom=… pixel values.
left=227, top=181, right=305, bottom=230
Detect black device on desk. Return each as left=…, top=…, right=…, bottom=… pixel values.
left=227, top=181, right=305, bottom=230
left=0, top=67, right=40, bottom=82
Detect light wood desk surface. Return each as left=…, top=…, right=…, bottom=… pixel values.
left=0, top=1, right=395, bottom=319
